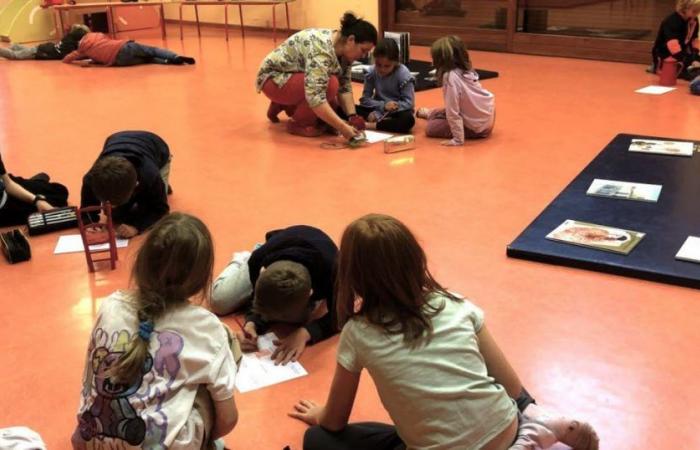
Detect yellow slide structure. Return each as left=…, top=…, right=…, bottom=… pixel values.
left=0, top=0, right=56, bottom=44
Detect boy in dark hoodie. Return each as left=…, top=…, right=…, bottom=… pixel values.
left=80, top=131, right=172, bottom=238
left=0, top=24, right=89, bottom=61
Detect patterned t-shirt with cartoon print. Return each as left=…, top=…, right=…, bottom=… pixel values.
left=74, top=291, right=237, bottom=449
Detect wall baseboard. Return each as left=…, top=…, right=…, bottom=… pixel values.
left=165, top=19, right=300, bottom=35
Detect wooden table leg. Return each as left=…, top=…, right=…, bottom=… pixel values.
left=57, top=9, right=65, bottom=39
left=239, top=4, right=245, bottom=39
left=107, top=7, right=116, bottom=39
left=160, top=4, right=167, bottom=40
left=179, top=3, right=184, bottom=40
left=224, top=4, right=229, bottom=41
left=272, top=4, right=277, bottom=41
left=285, top=2, right=290, bottom=35
left=195, top=4, right=201, bottom=38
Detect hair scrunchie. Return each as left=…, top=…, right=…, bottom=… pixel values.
left=138, top=320, right=155, bottom=341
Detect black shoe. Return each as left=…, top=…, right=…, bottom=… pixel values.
left=30, top=172, right=50, bottom=182
left=173, top=56, right=196, bottom=65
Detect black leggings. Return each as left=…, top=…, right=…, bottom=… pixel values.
left=355, top=105, right=415, bottom=134
left=0, top=175, right=69, bottom=227
left=303, top=389, right=537, bottom=450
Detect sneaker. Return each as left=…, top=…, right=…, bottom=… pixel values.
left=416, top=107, right=431, bottom=119
left=173, top=56, right=196, bottom=65
left=286, top=120, right=324, bottom=137
left=690, top=75, right=700, bottom=95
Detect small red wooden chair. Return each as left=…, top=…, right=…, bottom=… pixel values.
left=77, top=202, right=118, bottom=272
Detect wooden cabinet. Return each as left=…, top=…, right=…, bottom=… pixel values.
left=381, top=0, right=676, bottom=63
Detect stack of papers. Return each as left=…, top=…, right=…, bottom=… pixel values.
left=54, top=234, right=129, bottom=255
left=635, top=85, right=676, bottom=95
left=676, top=236, right=700, bottom=263
left=235, top=333, right=308, bottom=393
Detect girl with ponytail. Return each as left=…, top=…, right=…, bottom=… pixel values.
left=72, top=213, right=239, bottom=450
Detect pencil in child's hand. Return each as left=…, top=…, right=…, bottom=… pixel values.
left=233, top=315, right=252, bottom=339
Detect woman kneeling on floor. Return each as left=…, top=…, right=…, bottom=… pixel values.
left=255, top=12, right=377, bottom=139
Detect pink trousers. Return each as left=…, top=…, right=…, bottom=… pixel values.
left=425, top=108, right=494, bottom=139
left=262, top=74, right=339, bottom=127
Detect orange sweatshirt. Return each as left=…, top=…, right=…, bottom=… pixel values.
left=62, top=33, right=128, bottom=66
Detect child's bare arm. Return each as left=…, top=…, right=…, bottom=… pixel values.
left=211, top=396, right=238, bottom=439
left=477, top=324, right=523, bottom=399
left=62, top=50, right=81, bottom=64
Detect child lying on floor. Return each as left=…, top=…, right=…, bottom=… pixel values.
left=0, top=24, right=89, bottom=61
left=63, top=32, right=195, bottom=67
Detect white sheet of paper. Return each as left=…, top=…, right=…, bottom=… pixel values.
left=54, top=234, right=129, bottom=255
left=676, top=236, right=700, bottom=263
left=363, top=130, right=394, bottom=144
left=350, top=64, right=372, bottom=73
left=235, top=332, right=308, bottom=393
left=635, top=85, right=676, bottom=95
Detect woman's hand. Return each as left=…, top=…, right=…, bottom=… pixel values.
left=288, top=400, right=323, bottom=426
left=385, top=101, right=399, bottom=111
left=340, top=124, right=360, bottom=140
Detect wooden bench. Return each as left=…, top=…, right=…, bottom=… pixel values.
left=178, top=0, right=293, bottom=41
left=52, top=1, right=166, bottom=40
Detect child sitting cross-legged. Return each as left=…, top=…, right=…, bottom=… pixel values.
left=357, top=38, right=416, bottom=133
left=72, top=213, right=239, bottom=450
left=417, top=35, right=495, bottom=146
left=290, top=214, right=599, bottom=450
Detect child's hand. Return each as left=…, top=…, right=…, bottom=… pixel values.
left=288, top=400, right=322, bottom=426
left=239, top=322, right=259, bottom=352
left=367, top=112, right=379, bottom=123
left=440, top=139, right=462, bottom=147
left=35, top=200, right=56, bottom=213
left=272, top=327, right=311, bottom=365
left=385, top=101, right=399, bottom=111
left=116, top=224, right=138, bottom=238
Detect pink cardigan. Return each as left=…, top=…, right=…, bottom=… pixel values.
left=442, top=69, right=495, bottom=144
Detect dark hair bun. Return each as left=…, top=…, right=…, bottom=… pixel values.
left=341, top=12, right=360, bottom=28
left=339, top=11, right=378, bottom=44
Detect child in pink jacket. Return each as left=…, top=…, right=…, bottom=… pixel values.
left=417, top=36, right=495, bottom=146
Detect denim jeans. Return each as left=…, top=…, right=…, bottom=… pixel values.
left=0, top=45, right=37, bottom=60
left=114, top=41, right=178, bottom=66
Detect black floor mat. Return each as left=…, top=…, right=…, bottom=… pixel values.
left=351, top=59, right=499, bottom=92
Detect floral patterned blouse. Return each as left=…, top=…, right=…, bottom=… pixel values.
left=255, top=28, right=352, bottom=108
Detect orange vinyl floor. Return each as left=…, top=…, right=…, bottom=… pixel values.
left=1, top=24, right=700, bottom=450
